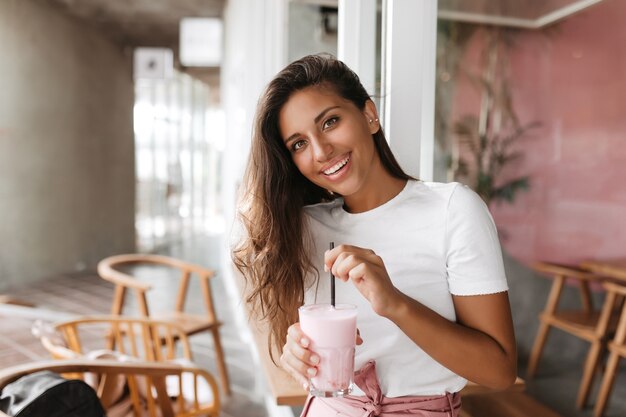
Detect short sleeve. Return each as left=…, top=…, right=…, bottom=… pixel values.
left=445, top=183, right=508, bottom=295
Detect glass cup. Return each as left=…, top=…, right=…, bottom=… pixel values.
left=298, top=304, right=357, bottom=397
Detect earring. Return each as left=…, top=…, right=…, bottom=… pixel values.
left=368, top=119, right=373, bottom=123
left=369, top=118, right=379, bottom=124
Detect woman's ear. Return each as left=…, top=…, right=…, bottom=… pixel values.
left=363, top=100, right=380, bottom=134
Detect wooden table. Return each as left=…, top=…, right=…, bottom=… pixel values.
left=581, top=258, right=626, bottom=282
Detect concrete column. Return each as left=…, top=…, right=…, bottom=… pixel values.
left=0, top=0, right=135, bottom=288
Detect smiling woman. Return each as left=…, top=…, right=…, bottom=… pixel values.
left=232, top=54, right=516, bottom=417
left=278, top=86, right=402, bottom=213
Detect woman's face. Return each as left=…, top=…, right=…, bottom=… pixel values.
left=278, top=86, right=381, bottom=199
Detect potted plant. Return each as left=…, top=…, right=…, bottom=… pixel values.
left=437, top=24, right=540, bottom=205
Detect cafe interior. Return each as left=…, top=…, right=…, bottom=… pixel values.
left=1, top=0, right=625, bottom=416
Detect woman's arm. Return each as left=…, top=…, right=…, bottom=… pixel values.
left=327, top=244, right=517, bottom=390
left=389, top=290, right=517, bottom=389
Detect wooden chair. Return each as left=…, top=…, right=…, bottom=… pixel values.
left=0, top=359, right=220, bottom=417
left=97, top=254, right=230, bottom=395
left=593, top=281, right=626, bottom=417
left=527, top=262, right=619, bottom=409
left=37, top=315, right=194, bottom=362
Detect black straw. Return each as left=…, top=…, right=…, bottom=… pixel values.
left=330, top=242, right=335, bottom=308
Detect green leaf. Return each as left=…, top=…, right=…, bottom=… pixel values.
left=492, top=178, right=530, bottom=203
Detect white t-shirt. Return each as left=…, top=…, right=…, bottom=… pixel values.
left=303, top=180, right=508, bottom=397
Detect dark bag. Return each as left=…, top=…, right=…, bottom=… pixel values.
left=0, top=370, right=106, bottom=417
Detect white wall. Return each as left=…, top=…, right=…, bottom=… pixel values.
left=0, top=0, right=135, bottom=288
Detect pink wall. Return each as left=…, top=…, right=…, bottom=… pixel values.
left=452, top=0, right=626, bottom=265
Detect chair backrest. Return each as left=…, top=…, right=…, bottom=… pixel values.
left=0, top=360, right=220, bottom=417
left=96, top=255, right=230, bottom=397
left=97, top=254, right=217, bottom=321
left=532, top=261, right=602, bottom=314
left=38, top=316, right=193, bottom=362
left=603, top=281, right=626, bottom=297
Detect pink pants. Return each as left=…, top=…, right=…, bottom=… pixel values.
left=300, top=361, right=461, bottom=417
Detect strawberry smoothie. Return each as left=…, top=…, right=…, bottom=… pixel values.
left=298, top=304, right=357, bottom=396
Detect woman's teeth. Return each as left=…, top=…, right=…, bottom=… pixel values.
left=323, top=156, right=350, bottom=175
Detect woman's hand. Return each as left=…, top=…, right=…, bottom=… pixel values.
left=325, top=244, right=402, bottom=317
left=280, top=322, right=320, bottom=389
left=280, top=322, right=364, bottom=389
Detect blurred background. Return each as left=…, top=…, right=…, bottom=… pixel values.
left=1, top=1, right=625, bottom=416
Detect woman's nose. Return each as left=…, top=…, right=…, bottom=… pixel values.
left=311, top=136, right=332, bottom=161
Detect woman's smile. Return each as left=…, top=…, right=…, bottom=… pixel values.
left=321, top=153, right=351, bottom=177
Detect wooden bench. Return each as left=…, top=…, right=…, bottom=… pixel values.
left=460, top=392, right=562, bottom=417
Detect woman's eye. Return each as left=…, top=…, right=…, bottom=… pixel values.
left=322, top=117, right=339, bottom=130
left=292, top=139, right=306, bottom=151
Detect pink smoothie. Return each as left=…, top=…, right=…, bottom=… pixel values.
left=298, top=304, right=357, bottom=395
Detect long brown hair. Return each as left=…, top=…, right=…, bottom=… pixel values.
left=232, top=54, right=412, bottom=361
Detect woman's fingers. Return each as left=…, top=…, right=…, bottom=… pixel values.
left=348, top=262, right=371, bottom=284
left=326, top=246, right=400, bottom=317
left=287, top=322, right=306, bottom=344
left=325, top=245, right=383, bottom=281
left=336, top=255, right=376, bottom=284
left=281, top=344, right=318, bottom=377
left=332, top=253, right=362, bottom=281
left=287, top=324, right=320, bottom=364
left=280, top=322, right=320, bottom=386
left=326, top=245, right=377, bottom=263
left=325, top=244, right=359, bottom=272
left=280, top=355, right=311, bottom=389
left=286, top=335, right=320, bottom=366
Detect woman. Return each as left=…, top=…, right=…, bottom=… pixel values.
left=233, top=54, right=516, bottom=416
